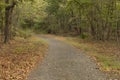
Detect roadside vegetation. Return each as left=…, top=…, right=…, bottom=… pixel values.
left=0, top=1, right=48, bottom=79
left=55, top=35, right=120, bottom=79
left=0, top=35, right=48, bottom=80
left=66, top=38, right=119, bottom=70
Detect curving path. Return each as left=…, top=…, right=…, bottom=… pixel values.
left=27, top=37, right=108, bottom=80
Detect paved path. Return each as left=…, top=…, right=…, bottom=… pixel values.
left=27, top=37, right=107, bottom=80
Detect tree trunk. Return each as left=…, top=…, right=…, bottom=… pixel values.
left=4, top=0, right=16, bottom=43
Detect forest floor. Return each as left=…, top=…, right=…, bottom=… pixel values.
left=0, top=36, right=48, bottom=80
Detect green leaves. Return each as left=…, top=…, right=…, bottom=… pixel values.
left=45, top=0, right=65, bottom=14
left=0, top=1, right=6, bottom=9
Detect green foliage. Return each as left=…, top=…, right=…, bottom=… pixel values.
left=0, top=2, right=6, bottom=9
left=80, top=33, right=89, bottom=39
left=39, top=0, right=120, bottom=41
left=0, top=0, right=120, bottom=42
left=15, top=29, right=33, bottom=38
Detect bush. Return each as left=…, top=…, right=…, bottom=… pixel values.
left=80, top=33, right=89, bottom=39
left=16, top=29, right=33, bottom=38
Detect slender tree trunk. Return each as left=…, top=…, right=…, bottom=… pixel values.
left=116, top=20, right=120, bottom=42
left=4, top=0, right=16, bottom=43
left=4, top=0, right=10, bottom=43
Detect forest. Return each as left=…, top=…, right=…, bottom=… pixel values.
left=0, top=0, right=120, bottom=80
left=0, top=0, right=120, bottom=43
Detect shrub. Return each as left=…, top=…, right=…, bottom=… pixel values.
left=80, top=33, right=89, bottom=39
left=16, top=29, right=33, bottom=38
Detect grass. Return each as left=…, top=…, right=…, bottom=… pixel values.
left=0, top=36, right=48, bottom=80
left=57, top=37, right=120, bottom=75
left=93, top=53, right=120, bottom=71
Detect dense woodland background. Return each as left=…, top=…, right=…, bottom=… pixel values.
left=0, top=0, right=120, bottom=43
left=0, top=0, right=120, bottom=79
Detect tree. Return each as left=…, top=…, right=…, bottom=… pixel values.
left=41, top=0, right=120, bottom=41
left=3, top=0, right=35, bottom=43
